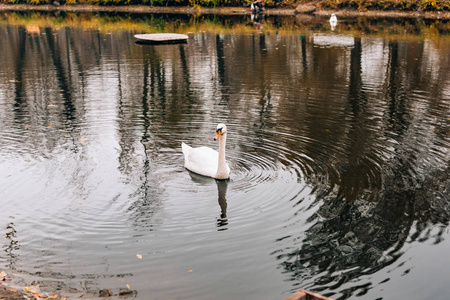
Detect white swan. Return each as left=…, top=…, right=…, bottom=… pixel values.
left=182, top=124, right=231, bottom=180
left=329, top=13, right=337, bottom=29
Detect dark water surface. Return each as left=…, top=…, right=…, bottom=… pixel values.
left=0, top=11, right=449, bottom=300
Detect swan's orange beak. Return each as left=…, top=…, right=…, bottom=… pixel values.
left=214, top=129, right=221, bottom=141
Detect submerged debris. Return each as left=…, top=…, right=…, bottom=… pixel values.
left=0, top=271, right=67, bottom=300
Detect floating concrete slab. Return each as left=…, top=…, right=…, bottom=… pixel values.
left=312, top=33, right=355, bottom=48
left=134, top=33, right=188, bottom=45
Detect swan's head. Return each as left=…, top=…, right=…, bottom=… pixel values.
left=214, top=124, right=227, bottom=141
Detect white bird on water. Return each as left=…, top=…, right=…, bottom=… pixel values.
left=329, top=13, right=338, bottom=29
left=182, top=124, right=231, bottom=180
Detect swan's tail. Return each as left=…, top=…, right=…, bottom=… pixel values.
left=181, top=142, right=191, bottom=157
left=181, top=142, right=192, bottom=168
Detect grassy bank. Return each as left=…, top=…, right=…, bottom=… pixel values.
left=317, top=0, right=449, bottom=12
left=0, top=0, right=449, bottom=11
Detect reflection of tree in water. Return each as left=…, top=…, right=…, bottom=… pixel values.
left=279, top=156, right=448, bottom=299
left=2, top=222, right=19, bottom=271
left=118, top=45, right=164, bottom=226
left=274, top=38, right=450, bottom=299
left=115, top=42, right=207, bottom=226
left=0, top=26, right=89, bottom=155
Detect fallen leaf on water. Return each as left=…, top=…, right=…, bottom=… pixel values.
left=136, top=254, right=142, bottom=259
left=47, top=293, right=59, bottom=299
left=188, top=270, right=193, bottom=272
left=6, top=288, right=17, bottom=292
left=126, top=284, right=130, bottom=289
left=24, top=284, right=40, bottom=294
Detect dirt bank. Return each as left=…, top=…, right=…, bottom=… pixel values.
left=0, top=3, right=449, bottom=19
left=0, top=284, right=67, bottom=300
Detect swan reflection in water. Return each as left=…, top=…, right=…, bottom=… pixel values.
left=187, top=171, right=229, bottom=230
left=215, top=179, right=228, bottom=230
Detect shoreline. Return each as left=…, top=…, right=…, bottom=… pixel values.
left=0, top=4, right=449, bottom=19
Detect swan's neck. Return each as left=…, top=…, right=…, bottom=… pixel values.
left=216, top=132, right=229, bottom=179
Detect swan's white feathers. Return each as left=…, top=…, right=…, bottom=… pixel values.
left=182, top=135, right=231, bottom=179
left=329, top=13, right=337, bottom=26
left=182, top=143, right=221, bottom=178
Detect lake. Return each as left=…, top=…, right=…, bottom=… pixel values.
left=0, top=10, right=449, bottom=300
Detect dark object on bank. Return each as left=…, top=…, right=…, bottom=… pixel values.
left=251, top=0, right=264, bottom=13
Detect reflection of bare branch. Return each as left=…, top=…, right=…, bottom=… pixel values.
left=3, top=222, right=19, bottom=271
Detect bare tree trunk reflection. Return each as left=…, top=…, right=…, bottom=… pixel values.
left=11, top=27, right=27, bottom=120
left=44, top=27, right=76, bottom=125
left=140, top=46, right=152, bottom=201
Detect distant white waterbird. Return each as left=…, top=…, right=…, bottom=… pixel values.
left=329, top=13, right=338, bottom=30
left=330, top=13, right=337, bottom=25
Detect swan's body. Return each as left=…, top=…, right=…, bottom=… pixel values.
left=182, top=124, right=230, bottom=180
left=329, top=13, right=337, bottom=27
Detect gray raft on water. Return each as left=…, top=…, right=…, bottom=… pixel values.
left=134, top=33, right=189, bottom=45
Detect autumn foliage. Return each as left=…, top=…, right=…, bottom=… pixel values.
left=0, top=0, right=253, bottom=7
left=319, top=0, right=450, bottom=11
left=0, top=0, right=449, bottom=11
